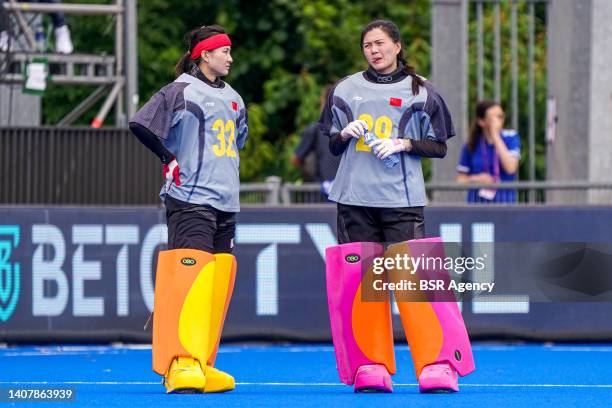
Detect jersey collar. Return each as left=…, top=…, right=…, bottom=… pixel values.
left=189, top=63, right=225, bottom=89
left=363, top=62, right=407, bottom=84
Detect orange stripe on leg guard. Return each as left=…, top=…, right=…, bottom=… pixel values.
left=207, top=254, right=236, bottom=366
left=384, top=241, right=444, bottom=377
left=352, top=283, right=397, bottom=375
left=396, top=301, right=444, bottom=377
left=152, top=249, right=215, bottom=376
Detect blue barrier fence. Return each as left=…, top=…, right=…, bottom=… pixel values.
left=1, top=205, right=612, bottom=342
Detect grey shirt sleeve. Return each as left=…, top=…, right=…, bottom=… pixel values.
left=423, top=81, right=456, bottom=142
left=129, top=82, right=187, bottom=140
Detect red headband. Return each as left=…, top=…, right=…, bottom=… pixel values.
left=191, top=34, right=232, bottom=60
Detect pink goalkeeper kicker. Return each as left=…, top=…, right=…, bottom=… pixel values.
left=326, top=242, right=395, bottom=392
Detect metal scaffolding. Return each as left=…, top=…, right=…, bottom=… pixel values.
left=0, top=1, right=138, bottom=127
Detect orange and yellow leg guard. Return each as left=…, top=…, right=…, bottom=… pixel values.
left=152, top=249, right=236, bottom=393
left=204, top=253, right=237, bottom=393
left=326, top=242, right=396, bottom=386
left=386, top=238, right=475, bottom=379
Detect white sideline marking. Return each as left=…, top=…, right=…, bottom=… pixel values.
left=237, top=383, right=612, bottom=388
left=0, top=381, right=159, bottom=385
left=547, top=347, right=612, bottom=352
left=3, top=352, right=124, bottom=357
left=460, top=384, right=612, bottom=388
left=4, top=345, right=612, bottom=357
left=0, top=381, right=611, bottom=388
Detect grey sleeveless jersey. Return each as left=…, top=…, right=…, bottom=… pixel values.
left=131, top=73, right=248, bottom=212
left=326, top=72, right=454, bottom=207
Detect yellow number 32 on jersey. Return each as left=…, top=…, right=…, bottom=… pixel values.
left=212, top=119, right=237, bottom=157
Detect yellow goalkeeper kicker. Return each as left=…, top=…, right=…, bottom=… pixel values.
left=206, top=253, right=237, bottom=366
left=152, top=249, right=216, bottom=376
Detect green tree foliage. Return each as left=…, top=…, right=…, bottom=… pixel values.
left=41, top=0, right=431, bottom=181
left=41, top=0, right=546, bottom=182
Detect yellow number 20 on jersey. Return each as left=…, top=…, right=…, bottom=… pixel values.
left=355, top=114, right=394, bottom=152
left=212, top=119, right=237, bottom=157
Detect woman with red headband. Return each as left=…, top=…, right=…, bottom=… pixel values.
left=129, top=25, right=247, bottom=394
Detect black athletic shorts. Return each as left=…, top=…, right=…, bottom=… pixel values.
left=165, top=195, right=236, bottom=254
left=336, top=203, right=425, bottom=244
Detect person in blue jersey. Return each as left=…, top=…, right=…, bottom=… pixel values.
left=456, top=100, right=520, bottom=203
left=129, top=25, right=247, bottom=394
left=320, top=20, right=475, bottom=395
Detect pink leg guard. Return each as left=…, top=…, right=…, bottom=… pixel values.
left=325, top=242, right=396, bottom=388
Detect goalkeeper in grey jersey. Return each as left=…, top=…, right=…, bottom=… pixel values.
left=129, top=24, right=247, bottom=395
left=320, top=19, right=475, bottom=394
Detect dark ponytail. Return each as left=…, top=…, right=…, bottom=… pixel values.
left=360, top=20, right=424, bottom=96
left=398, top=53, right=424, bottom=96
left=175, top=24, right=228, bottom=77
left=468, top=100, right=500, bottom=152
left=175, top=51, right=193, bottom=77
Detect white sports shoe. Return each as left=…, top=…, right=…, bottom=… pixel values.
left=54, top=25, right=73, bottom=54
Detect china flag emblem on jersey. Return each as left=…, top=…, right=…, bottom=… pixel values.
left=231, top=101, right=238, bottom=111
left=389, top=97, right=402, bottom=107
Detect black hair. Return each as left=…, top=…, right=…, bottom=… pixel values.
left=360, top=19, right=424, bottom=95
left=175, top=24, right=227, bottom=77
left=468, top=100, right=501, bottom=152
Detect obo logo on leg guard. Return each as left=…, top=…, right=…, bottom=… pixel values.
left=181, top=258, right=197, bottom=266
left=345, top=254, right=360, bottom=263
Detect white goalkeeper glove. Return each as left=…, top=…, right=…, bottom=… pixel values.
left=369, top=138, right=410, bottom=160
left=340, top=120, right=368, bottom=141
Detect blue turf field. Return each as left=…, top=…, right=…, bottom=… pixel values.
left=0, top=343, right=611, bottom=407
